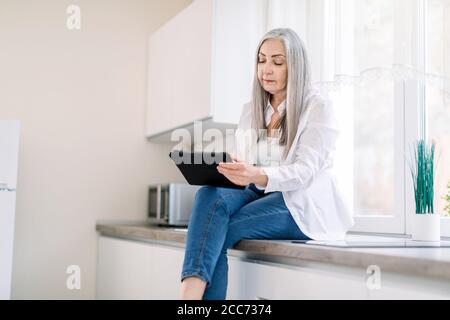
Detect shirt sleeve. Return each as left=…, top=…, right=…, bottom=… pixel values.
left=260, top=99, right=339, bottom=193
left=253, top=182, right=266, bottom=190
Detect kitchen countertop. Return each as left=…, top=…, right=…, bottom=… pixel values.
left=96, top=221, right=450, bottom=281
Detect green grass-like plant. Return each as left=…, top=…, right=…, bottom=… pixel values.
left=444, top=181, right=450, bottom=216
left=408, top=139, right=436, bottom=214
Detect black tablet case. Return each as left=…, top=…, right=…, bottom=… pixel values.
left=169, top=150, right=246, bottom=189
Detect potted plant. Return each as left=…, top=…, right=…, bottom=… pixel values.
left=444, top=180, right=450, bottom=216
left=408, top=139, right=440, bottom=241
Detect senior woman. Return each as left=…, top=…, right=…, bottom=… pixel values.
left=179, top=28, right=354, bottom=300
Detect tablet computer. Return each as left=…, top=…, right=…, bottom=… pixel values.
left=169, top=150, right=246, bottom=189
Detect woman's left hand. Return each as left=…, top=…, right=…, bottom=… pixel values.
left=217, top=154, right=268, bottom=187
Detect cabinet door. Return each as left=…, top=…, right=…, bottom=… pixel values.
left=96, top=236, right=152, bottom=299
left=96, top=236, right=185, bottom=299
left=366, top=272, right=450, bottom=300
left=146, top=0, right=213, bottom=137
left=210, top=0, right=265, bottom=125
left=148, top=244, right=185, bottom=299
left=146, top=0, right=265, bottom=138
left=254, top=262, right=368, bottom=300
left=228, top=257, right=368, bottom=300
left=227, top=256, right=258, bottom=299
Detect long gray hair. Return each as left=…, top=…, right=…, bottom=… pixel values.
left=251, top=28, right=311, bottom=160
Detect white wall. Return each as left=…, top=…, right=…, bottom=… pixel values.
left=0, top=0, right=192, bottom=299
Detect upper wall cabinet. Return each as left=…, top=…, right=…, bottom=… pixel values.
left=146, top=0, right=265, bottom=142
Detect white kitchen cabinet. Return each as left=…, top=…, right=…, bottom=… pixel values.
left=366, top=272, right=450, bottom=300
left=96, top=236, right=152, bottom=299
left=228, top=255, right=450, bottom=300
left=149, top=244, right=185, bottom=299
left=227, top=256, right=368, bottom=300
left=96, top=236, right=184, bottom=299
left=146, top=0, right=265, bottom=141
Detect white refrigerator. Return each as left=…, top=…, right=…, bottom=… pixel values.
left=0, top=121, right=20, bottom=300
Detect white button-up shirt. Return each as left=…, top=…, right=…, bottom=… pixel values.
left=233, top=89, right=354, bottom=240
left=253, top=98, right=286, bottom=188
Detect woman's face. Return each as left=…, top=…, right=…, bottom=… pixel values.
left=257, top=38, right=287, bottom=96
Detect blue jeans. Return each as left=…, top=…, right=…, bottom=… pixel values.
left=180, top=183, right=311, bottom=300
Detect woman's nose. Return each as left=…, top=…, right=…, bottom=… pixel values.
left=263, top=65, right=273, bottom=75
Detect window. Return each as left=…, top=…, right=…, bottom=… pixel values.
left=265, top=0, right=450, bottom=236
left=351, top=0, right=395, bottom=217
left=328, top=0, right=406, bottom=234
left=425, top=0, right=450, bottom=234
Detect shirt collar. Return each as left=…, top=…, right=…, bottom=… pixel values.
left=264, top=98, right=286, bottom=127
left=265, top=98, right=287, bottom=116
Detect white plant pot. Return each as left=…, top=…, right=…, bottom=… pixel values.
left=411, top=213, right=441, bottom=242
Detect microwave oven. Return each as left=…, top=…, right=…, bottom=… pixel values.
left=148, top=182, right=201, bottom=227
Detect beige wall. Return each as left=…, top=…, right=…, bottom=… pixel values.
left=0, top=0, right=192, bottom=299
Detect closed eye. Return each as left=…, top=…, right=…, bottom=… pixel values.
left=258, top=60, right=284, bottom=66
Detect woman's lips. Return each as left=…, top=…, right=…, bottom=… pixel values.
left=264, top=80, right=275, bottom=83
